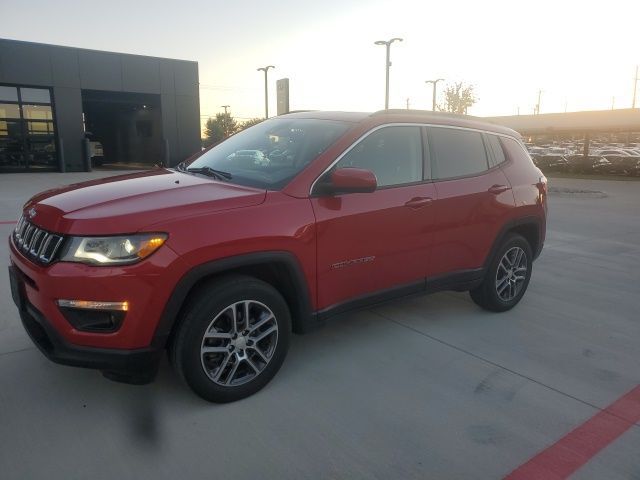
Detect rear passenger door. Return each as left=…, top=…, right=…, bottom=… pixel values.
left=427, top=127, right=515, bottom=278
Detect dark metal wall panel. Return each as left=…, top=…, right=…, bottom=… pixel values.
left=160, top=93, right=178, bottom=165
left=0, top=39, right=201, bottom=172
left=122, top=55, right=161, bottom=94
left=78, top=50, right=123, bottom=91
left=175, top=95, right=201, bottom=163
left=159, top=60, right=175, bottom=95
left=0, top=46, right=4, bottom=82
left=50, top=46, right=80, bottom=88
left=0, top=39, right=53, bottom=86
left=173, top=61, right=199, bottom=96
left=52, top=86, right=85, bottom=171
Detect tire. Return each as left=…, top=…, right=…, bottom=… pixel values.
left=171, top=275, right=291, bottom=403
left=469, top=233, right=533, bottom=312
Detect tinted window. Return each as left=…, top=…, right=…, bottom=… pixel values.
left=430, top=127, right=488, bottom=179
left=486, top=134, right=506, bottom=166
left=0, top=86, right=18, bottom=102
left=20, top=88, right=51, bottom=104
left=335, top=126, right=423, bottom=187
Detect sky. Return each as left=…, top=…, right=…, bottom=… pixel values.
left=2, top=0, right=639, bottom=132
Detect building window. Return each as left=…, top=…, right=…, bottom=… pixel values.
left=0, top=85, right=57, bottom=172
left=0, top=86, right=18, bottom=102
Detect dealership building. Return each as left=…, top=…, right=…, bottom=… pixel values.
left=0, top=38, right=201, bottom=173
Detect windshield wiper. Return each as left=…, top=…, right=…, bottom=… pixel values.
left=186, top=166, right=233, bottom=181
left=176, top=161, right=187, bottom=172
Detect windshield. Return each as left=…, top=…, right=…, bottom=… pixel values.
left=185, top=118, right=351, bottom=189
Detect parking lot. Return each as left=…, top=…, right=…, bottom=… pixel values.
left=0, top=171, right=638, bottom=479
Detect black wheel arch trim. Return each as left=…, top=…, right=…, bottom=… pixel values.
left=485, top=215, right=544, bottom=269
left=152, top=251, right=316, bottom=348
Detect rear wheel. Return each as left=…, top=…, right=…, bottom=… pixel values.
left=172, top=275, right=291, bottom=403
left=470, top=234, right=533, bottom=312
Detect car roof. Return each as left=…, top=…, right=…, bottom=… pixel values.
left=277, top=110, right=521, bottom=138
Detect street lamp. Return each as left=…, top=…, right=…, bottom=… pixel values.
left=257, top=65, right=275, bottom=118
left=374, top=38, right=403, bottom=109
left=221, top=105, right=230, bottom=114
left=425, top=78, right=444, bottom=111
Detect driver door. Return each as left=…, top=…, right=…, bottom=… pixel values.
left=310, top=125, right=437, bottom=311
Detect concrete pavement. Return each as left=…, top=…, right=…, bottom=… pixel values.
left=0, top=172, right=638, bottom=479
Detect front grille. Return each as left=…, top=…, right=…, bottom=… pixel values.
left=13, top=215, right=65, bottom=266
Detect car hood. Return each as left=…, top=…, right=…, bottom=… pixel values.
left=23, top=169, right=266, bottom=235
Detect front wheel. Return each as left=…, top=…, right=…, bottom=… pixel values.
left=172, top=275, right=291, bottom=403
left=470, top=234, right=533, bottom=312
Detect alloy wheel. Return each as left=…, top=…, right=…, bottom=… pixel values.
left=200, top=300, right=278, bottom=387
left=495, top=246, right=528, bottom=302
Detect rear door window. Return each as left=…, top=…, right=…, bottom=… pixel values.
left=429, top=127, right=489, bottom=179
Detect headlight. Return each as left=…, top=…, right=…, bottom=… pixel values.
left=59, top=233, right=167, bottom=265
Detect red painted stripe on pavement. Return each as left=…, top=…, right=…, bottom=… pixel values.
left=0, top=220, right=16, bottom=225
left=505, top=385, right=640, bottom=480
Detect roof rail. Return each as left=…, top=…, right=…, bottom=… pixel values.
left=281, top=110, right=318, bottom=114
left=371, top=109, right=482, bottom=121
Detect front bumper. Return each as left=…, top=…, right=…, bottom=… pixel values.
left=10, top=265, right=162, bottom=383
left=8, top=235, right=184, bottom=350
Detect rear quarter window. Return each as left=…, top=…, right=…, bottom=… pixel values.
left=500, top=136, right=534, bottom=165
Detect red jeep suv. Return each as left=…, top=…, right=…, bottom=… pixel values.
left=8, top=110, right=547, bottom=403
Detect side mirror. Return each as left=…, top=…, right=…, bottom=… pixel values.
left=319, top=168, right=377, bottom=194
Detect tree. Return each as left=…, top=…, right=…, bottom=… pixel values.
left=438, top=82, right=478, bottom=115
left=203, top=113, right=238, bottom=147
left=239, top=118, right=264, bottom=131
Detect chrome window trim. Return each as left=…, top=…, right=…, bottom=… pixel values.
left=309, top=122, right=521, bottom=195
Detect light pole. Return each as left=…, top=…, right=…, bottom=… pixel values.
left=425, top=78, right=444, bottom=111
left=633, top=65, right=639, bottom=109
left=221, top=105, right=230, bottom=115
left=374, top=38, right=403, bottom=109
left=257, top=66, right=275, bottom=118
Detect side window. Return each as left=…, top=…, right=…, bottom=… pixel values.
left=335, top=126, right=423, bottom=187
left=485, top=134, right=506, bottom=166
left=429, top=127, right=489, bottom=179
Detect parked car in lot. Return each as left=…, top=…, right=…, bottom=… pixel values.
left=527, top=146, right=547, bottom=156
left=598, top=155, right=640, bottom=175
left=226, top=149, right=268, bottom=166
left=546, top=147, right=572, bottom=156
left=596, top=148, right=634, bottom=157
left=564, top=155, right=610, bottom=174
left=8, top=110, right=547, bottom=402
left=621, top=148, right=640, bottom=157
left=533, top=154, right=569, bottom=172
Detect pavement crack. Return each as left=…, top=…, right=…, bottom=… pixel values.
left=371, top=309, right=640, bottom=429
left=0, top=346, right=36, bottom=357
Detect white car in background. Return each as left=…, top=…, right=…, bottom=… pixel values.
left=595, top=148, right=634, bottom=156
left=226, top=149, right=269, bottom=166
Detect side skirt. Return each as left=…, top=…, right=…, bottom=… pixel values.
left=316, top=267, right=485, bottom=322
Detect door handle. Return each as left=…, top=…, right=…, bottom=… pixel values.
left=488, top=184, right=511, bottom=195
left=404, top=197, right=433, bottom=209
